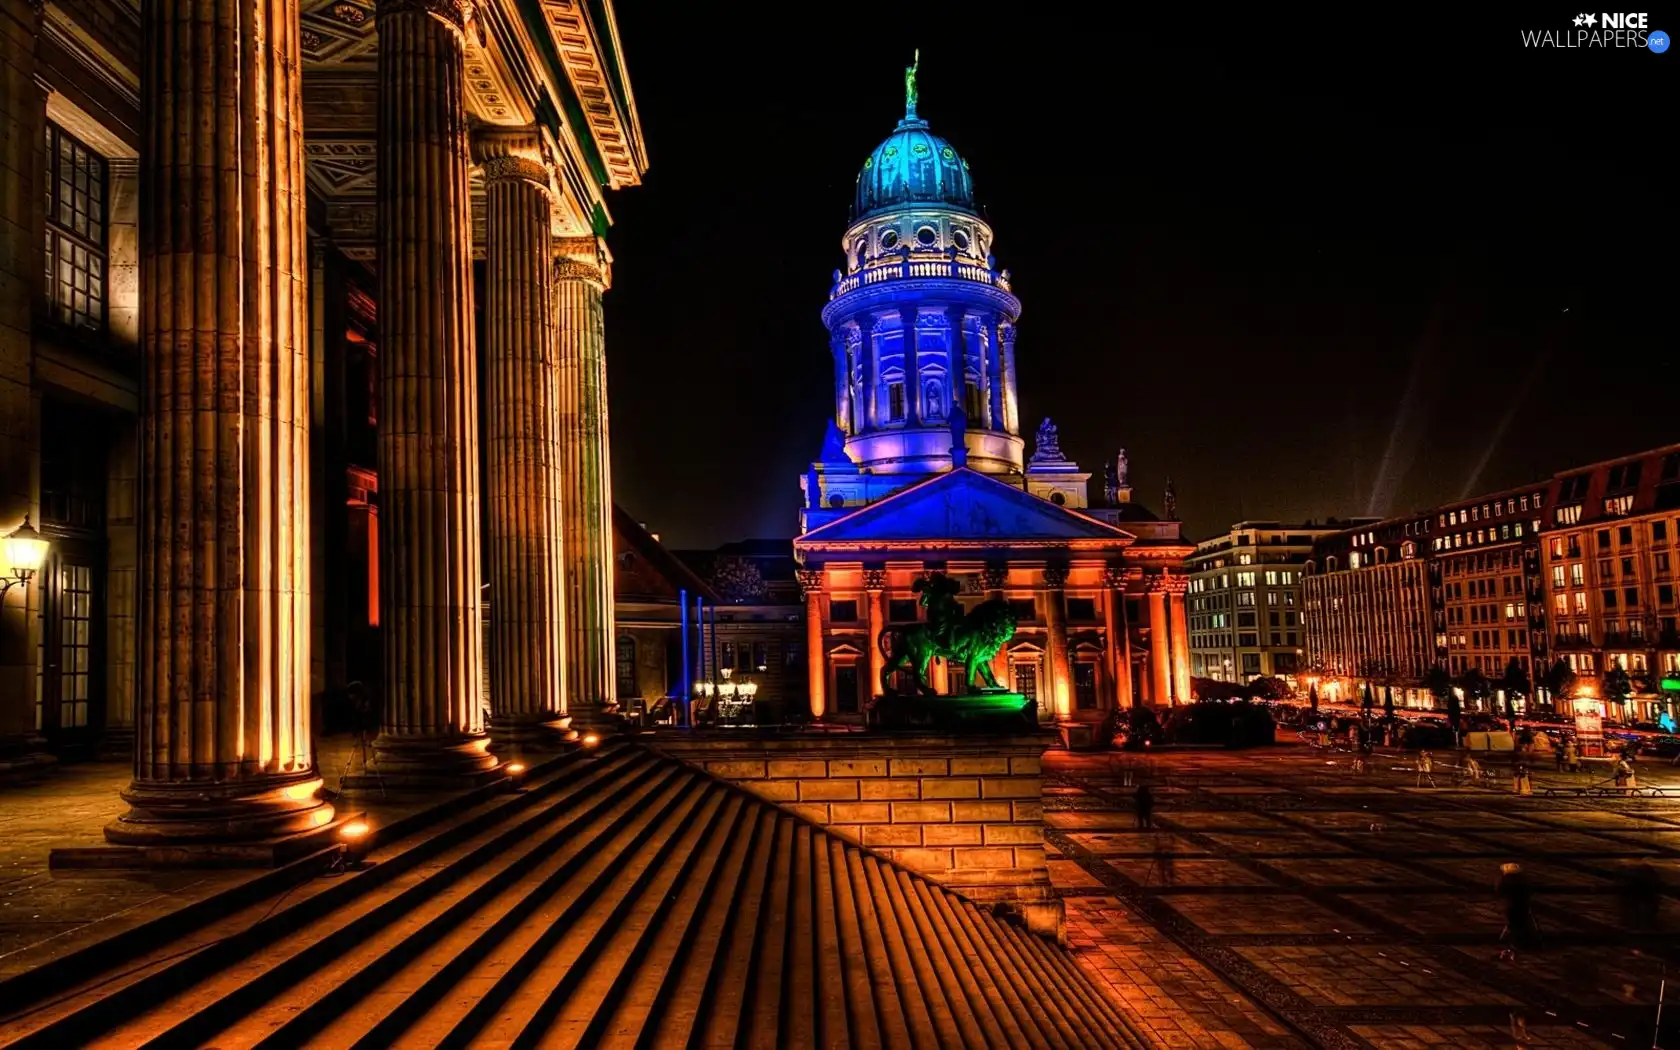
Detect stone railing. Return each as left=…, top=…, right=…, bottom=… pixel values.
left=830, top=257, right=1011, bottom=299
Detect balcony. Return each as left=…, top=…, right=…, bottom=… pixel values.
left=829, top=256, right=1013, bottom=300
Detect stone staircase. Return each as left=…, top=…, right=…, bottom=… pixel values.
left=0, top=742, right=1148, bottom=1049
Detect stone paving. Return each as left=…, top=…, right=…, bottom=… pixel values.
left=1051, top=745, right=1680, bottom=1050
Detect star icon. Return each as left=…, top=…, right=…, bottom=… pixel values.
left=1585, top=13, right=1597, bottom=25
left=1573, top=14, right=1585, bottom=25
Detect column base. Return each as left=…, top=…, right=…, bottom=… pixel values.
left=488, top=712, right=578, bottom=755
left=98, top=726, right=136, bottom=762
left=339, top=732, right=502, bottom=795
left=104, top=769, right=334, bottom=845
left=565, top=700, right=621, bottom=732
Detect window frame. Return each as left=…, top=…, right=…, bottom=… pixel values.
left=43, top=122, right=110, bottom=334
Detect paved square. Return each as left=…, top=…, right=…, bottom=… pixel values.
left=1052, top=745, right=1680, bottom=1049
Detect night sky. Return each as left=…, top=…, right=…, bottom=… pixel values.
left=603, top=8, right=1671, bottom=549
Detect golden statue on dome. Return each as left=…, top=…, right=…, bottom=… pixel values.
left=904, top=49, right=920, bottom=119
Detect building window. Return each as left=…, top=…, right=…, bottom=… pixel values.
left=1066, top=597, right=1096, bottom=621
left=752, top=641, right=769, bottom=670
left=1620, top=526, right=1634, bottom=546
left=964, top=381, right=981, bottom=421
left=1571, top=563, right=1585, bottom=587
left=1074, top=663, right=1098, bottom=710
left=1657, top=521, right=1669, bottom=542
left=615, top=636, right=637, bottom=699
left=889, top=598, right=919, bottom=622
left=44, top=123, right=108, bottom=333
left=1013, top=662, right=1038, bottom=700
left=887, top=382, right=905, bottom=421
left=1008, top=598, right=1036, bottom=622
left=834, top=664, right=859, bottom=715
left=828, top=599, right=858, bottom=623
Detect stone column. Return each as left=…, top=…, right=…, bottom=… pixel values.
left=1169, top=580, right=1192, bottom=704
left=1148, top=581, right=1172, bottom=706
left=856, top=315, right=877, bottom=429
left=1043, top=564, right=1070, bottom=720
left=798, top=569, right=826, bottom=719
left=1104, top=567, right=1134, bottom=709
left=102, top=423, right=139, bottom=756
left=830, top=330, right=850, bottom=435
left=864, top=568, right=886, bottom=699
left=554, top=237, right=617, bottom=726
left=984, top=316, right=1003, bottom=431
left=366, top=0, right=495, bottom=785
left=900, top=306, right=920, bottom=425
left=109, top=0, right=330, bottom=841
left=0, top=0, right=47, bottom=772
left=945, top=306, right=970, bottom=426
left=983, top=563, right=1009, bottom=687
left=477, top=128, right=573, bottom=751
left=999, top=322, right=1019, bottom=435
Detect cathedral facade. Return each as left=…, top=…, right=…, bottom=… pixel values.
left=793, top=64, right=1194, bottom=737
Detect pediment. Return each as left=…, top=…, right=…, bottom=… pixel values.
left=797, top=469, right=1135, bottom=551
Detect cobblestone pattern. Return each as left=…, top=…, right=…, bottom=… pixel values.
left=1050, top=748, right=1680, bottom=1049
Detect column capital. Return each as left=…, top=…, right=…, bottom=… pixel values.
left=863, top=568, right=886, bottom=592
left=796, top=568, right=824, bottom=597
left=1103, top=565, right=1128, bottom=590
left=554, top=236, right=608, bottom=288
left=472, top=127, right=552, bottom=192
left=981, top=563, right=1007, bottom=592
left=1147, top=571, right=1188, bottom=595
left=944, top=304, right=966, bottom=325
left=378, top=0, right=475, bottom=32
left=553, top=256, right=605, bottom=288
left=1042, top=563, right=1068, bottom=590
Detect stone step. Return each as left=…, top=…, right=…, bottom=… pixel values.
left=0, top=742, right=1152, bottom=1050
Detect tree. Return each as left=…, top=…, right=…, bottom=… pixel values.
left=710, top=556, right=767, bottom=604
left=1543, top=658, right=1578, bottom=707
left=1382, top=684, right=1395, bottom=723
left=1424, top=665, right=1454, bottom=708
left=1499, top=657, right=1532, bottom=726
left=1458, top=668, right=1492, bottom=714
left=1308, top=682, right=1320, bottom=712
left=1360, top=681, right=1375, bottom=719
left=1604, top=665, right=1635, bottom=717
left=1250, top=676, right=1291, bottom=702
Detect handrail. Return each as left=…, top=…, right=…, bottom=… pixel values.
left=830, top=257, right=1012, bottom=299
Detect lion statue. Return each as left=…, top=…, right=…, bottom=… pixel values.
left=876, top=572, right=1017, bottom=699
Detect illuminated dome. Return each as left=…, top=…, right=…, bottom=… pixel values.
left=853, top=116, right=975, bottom=221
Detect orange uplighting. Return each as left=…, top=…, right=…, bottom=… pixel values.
left=340, top=820, right=372, bottom=841
left=507, top=762, right=526, bottom=774
left=582, top=733, right=601, bottom=748
left=285, top=777, right=324, bottom=801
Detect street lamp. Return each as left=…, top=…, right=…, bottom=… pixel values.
left=0, top=516, right=49, bottom=599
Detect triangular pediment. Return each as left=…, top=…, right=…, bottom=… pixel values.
left=797, top=469, right=1135, bottom=551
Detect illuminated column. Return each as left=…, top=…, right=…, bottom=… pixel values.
left=985, top=317, right=1005, bottom=434
left=798, top=569, right=826, bottom=719
left=856, top=314, right=878, bottom=429
left=865, top=568, right=887, bottom=698
left=830, top=330, right=850, bottom=434
left=945, top=306, right=974, bottom=426
left=1148, top=582, right=1172, bottom=705
left=554, top=238, right=618, bottom=726
left=1104, top=566, right=1134, bottom=710
left=1043, top=564, right=1071, bottom=720
left=1169, top=579, right=1192, bottom=705
left=476, top=128, right=573, bottom=750
left=983, top=563, right=1009, bottom=686
left=1000, top=322, right=1020, bottom=435
left=109, top=0, right=331, bottom=842
left=366, top=0, right=496, bottom=785
left=900, top=305, right=920, bottom=425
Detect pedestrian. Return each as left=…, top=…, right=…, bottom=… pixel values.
left=1150, top=830, right=1175, bottom=886
left=1417, top=750, right=1436, bottom=787
left=1562, top=737, right=1579, bottom=773
left=1135, top=782, right=1154, bottom=830
left=1359, top=736, right=1375, bottom=775
left=1497, top=862, right=1541, bottom=956
left=1554, top=740, right=1567, bottom=773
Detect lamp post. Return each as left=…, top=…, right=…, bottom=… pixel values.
left=691, top=666, right=760, bottom=726
left=0, top=516, right=50, bottom=599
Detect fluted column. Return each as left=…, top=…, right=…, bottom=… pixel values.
left=985, top=316, right=1004, bottom=432
left=945, top=306, right=969, bottom=425
left=865, top=569, right=886, bottom=699
left=476, top=128, right=574, bottom=751
left=900, top=306, right=920, bottom=424
left=554, top=239, right=617, bottom=726
left=366, top=0, right=495, bottom=784
left=1043, top=564, right=1070, bottom=721
left=1169, top=581, right=1192, bottom=705
left=798, top=569, right=826, bottom=719
left=1000, top=322, right=1020, bottom=435
left=857, top=315, right=878, bottom=429
left=831, top=330, right=850, bottom=435
left=109, top=0, right=330, bottom=842
left=1148, top=581, right=1172, bottom=706
left=1104, top=567, right=1134, bottom=710
left=983, top=563, right=1010, bottom=687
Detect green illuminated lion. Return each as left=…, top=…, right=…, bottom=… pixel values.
left=876, top=572, right=1016, bottom=698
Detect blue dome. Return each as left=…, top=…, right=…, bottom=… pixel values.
left=853, top=117, right=975, bottom=221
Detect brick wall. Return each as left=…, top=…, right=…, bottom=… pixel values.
left=655, top=731, right=1062, bottom=941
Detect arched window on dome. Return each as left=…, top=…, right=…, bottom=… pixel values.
left=923, top=378, right=943, bottom=421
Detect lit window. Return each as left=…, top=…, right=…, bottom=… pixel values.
left=1554, top=593, right=1568, bottom=615
left=43, top=123, right=107, bottom=333
left=1574, top=591, right=1588, bottom=614
left=1264, top=570, right=1277, bottom=585
left=1571, top=564, right=1584, bottom=587
left=1239, top=554, right=1252, bottom=565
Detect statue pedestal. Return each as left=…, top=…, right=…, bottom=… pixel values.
left=654, top=724, right=1063, bottom=942
left=868, top=691, right=1035, bottom=732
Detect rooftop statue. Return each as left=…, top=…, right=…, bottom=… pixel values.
left=876, top=572, right=1016, bottom=697
left=1031, top=417, right=1061, bottom=462
left=1116, top=447, right=1129, bottom=488
left=904, top=49, right=920, bottom=119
